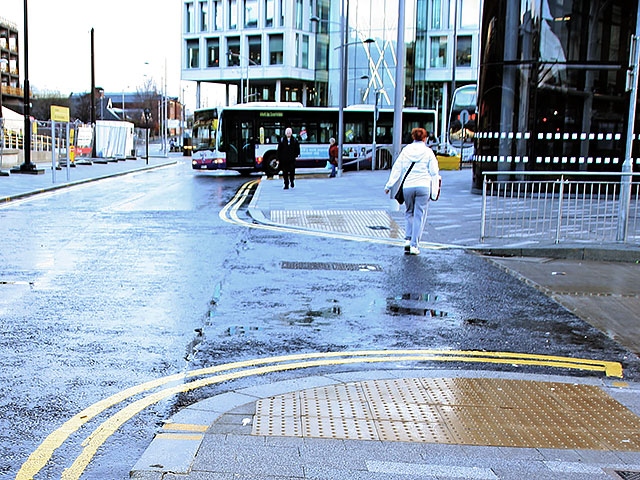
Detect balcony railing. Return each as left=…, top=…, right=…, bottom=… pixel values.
left=2, top=85, right=23, bottom=97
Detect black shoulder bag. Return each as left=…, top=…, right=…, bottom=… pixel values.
left=394, top=162, right=415, bottom=205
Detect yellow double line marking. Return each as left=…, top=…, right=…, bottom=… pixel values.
left=18, top=349, right=622, bottom=480
left=219, top=180, right=450, bottom=248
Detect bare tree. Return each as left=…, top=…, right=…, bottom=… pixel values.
left=73, top=93, right=93, bottom=123
left=30, top=90, right=71, bottom=121
left=136, top=77, right=160, bottom=133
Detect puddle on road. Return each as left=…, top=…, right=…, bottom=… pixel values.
left=386, top=292, right=449, bottom=317
left=280, top=303, right=342, bottom=327
left=464, top=318, right=489, bottom=326
left=225, top=325, right=263, bottom=336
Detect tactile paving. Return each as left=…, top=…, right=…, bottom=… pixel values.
left=270, top=209, right=403, bottom=238
left=252, top=377, right=640, bottom=451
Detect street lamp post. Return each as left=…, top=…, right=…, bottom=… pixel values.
left=121, top=86, right=130, bottom=121
left=144, top=60, right=168, bottom=155
left=360, top=73, right=383, bottom=171
left=335, top=35, right=374, bottom=176
left=227, top=51, right=259, bottom=103
left=313, top=7, right=373, bottom=177
left=0, top=57, right=8, bottom=176
left=392, top=0, right=407, bottom=161
left=372, top=88, right=383, bottom=170
left=14, top=0, right=37, bottom=173
left=337, top=0, right=349, bottom=177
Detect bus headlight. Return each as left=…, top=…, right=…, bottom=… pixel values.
left=256, top=156, right=263, bottom=166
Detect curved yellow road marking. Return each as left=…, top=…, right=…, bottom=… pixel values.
left=61, top=351, right=621, bottom=479
left=19, top=349, right=622, bottom=479
left=220, top=179, right=451, bottom=249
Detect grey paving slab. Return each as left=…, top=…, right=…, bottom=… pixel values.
left=0, top=154, right=177, bottom=202
left=486, top=256, right=640, bottom=356
left=131, top=433, right=202, bottom=475
left=131, top=370, right=640, bottom=479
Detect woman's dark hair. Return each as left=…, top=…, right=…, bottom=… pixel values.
left=411, top=127, right=427, bottom=141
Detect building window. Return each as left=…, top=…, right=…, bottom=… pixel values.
left=430, top=0, right=441, bottom=29
left=301, top=35, right=309, bottom=69
left=187, top=39, right=200, bottom=68
left=416, top=0, right=427, bottom=31
left=248, top=35, right=262, bottom=64
left=315, top=36, right=329, bottom=70
left=460, top=0, right=479, bottom=28
left=316, top=0, right=330, bottom=34
left=415, top=34, right=427, bottom=71
left=430, top=36, right=447, bottom=67
left=269, top=34, right=283, bottom=65
left=278, top=0, right=284, bottom=27
left=207, top=38, right=220, bottom=67
left=185, top=3, right=195, bottom=33
left=245, top=0, right=258, bottom=28
left=199, top=1, right=208, bottom=31
left=212, top=0, right=222, bottom=30
left=456, top=35, right=472, bottom=66
left=295, top=0, right=303, bottom=29
left=228, top=0, right=237, bottom=29
left=265, top=0, right=274, bottom=27
left=227, top=36, right=240, bottom=65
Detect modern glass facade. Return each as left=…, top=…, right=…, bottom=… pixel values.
left=473, top=0, right=639, bottom=191
left=182, top=0, right=480, bottom=135
left=312, top=0, right=479, bottom=115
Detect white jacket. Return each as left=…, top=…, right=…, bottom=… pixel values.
left=385, top=141, right=439, bottom=191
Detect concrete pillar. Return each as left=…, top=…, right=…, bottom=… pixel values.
left=275, top=80, right=282, bottom=102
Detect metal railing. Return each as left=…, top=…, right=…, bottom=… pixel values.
left=481, top=171, right=640, bottom=243
left=1, top=131, right=64, bottom=152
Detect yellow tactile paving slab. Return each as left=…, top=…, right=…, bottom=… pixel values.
left=270, top=209, right=403, bottom=238
left=252, top=377, right=640, bottom=451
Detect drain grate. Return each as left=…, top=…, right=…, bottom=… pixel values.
left=281, top=261, right=382, bottom=272
left=616, top=472, right=640, bottom=480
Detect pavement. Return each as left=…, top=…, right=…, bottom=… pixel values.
left=3, top=158, right=640, bottom=479
left=0, top=154, right=177, bottom=202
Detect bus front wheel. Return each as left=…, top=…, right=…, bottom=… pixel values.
left=264, top=153, right=280, bottom=176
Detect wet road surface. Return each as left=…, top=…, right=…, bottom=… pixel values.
left=1, top=161, right=638, bottom=479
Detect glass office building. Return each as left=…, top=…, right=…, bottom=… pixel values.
left=182, top=0, right=480, bottom=136
left=473, top=0, right=639, bottom=191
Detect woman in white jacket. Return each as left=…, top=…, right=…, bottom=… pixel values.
left=384, top=128, right=439, bottom=255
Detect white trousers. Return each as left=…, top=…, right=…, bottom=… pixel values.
left=403, top=186, right=430, bottom=247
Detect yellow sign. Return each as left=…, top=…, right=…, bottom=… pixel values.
left=50, top=105, right=70, bottom=122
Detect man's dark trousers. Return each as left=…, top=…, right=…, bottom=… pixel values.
left=282, top=162, right=295, bottom=188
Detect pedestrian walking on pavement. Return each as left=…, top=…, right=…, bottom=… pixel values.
left=384, top=127, right=439, bottom=255
left=277, top=127, right=300, bottom=189
left=328, top=137, right=339, bottom=178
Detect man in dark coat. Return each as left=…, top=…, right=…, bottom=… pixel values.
left=277, top=127, right=300, bottom=189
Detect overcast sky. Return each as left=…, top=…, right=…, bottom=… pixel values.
left=3, top=0, right=185, bottom=99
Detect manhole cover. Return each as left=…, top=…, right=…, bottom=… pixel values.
left=281, top=261, right=382, bottom=272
